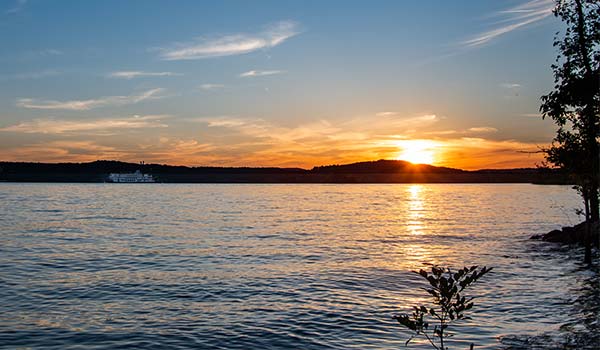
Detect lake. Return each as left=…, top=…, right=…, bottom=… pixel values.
left=0, top=183, right=596, bottom=349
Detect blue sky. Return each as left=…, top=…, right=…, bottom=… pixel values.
left=0, top=0, right=562, bottom=169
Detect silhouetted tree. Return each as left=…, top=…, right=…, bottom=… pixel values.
left=541, top=0, right=599, bottom=263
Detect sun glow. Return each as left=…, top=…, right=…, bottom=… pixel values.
left=396, top=140, right=439, bottom=165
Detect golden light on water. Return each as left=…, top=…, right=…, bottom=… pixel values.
left=407, top=184, right=424, bottom=235
left=396, top=140, right=440, bottom=165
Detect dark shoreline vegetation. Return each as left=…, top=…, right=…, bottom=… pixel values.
left=0, top=159, right=571, bottom=184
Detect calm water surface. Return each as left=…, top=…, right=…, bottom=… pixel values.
left=0, top=184, right=596, bottom=349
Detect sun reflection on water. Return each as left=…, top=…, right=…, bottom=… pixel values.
left=407, top=185, right=424, bottom=235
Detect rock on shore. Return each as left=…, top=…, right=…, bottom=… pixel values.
left=531, top=221, right=600, bottom=244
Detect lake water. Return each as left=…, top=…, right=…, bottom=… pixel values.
left=0, top=183, right=597, bottom=349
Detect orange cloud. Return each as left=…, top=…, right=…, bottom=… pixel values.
left=0, top=112, right=547, bottom=169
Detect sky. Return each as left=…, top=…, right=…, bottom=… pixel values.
left=0, top=0, right=564, bottom=169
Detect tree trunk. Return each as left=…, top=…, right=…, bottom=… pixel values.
left=574, top=0, right=600, bottom=222
left=584, top=194, right=592, bottom=265
left=590, top=185, right=599, bottom=222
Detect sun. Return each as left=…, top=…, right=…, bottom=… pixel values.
left=396, top=140, right=439, bottom=165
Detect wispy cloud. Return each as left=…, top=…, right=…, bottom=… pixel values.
left=426, top=126, right=498, bottom=136
left=239, top=70, right=284, bottom=78
left=196, top=116, right=251, bottom=128
left=468, top=127, right=498, bottom=133
left=5, top=0, right=26, bottom=14
left=375, top=112, right=398, bottom=117
left=462, top=0, right=554, bottom=48
left=108, top=71, right=181, bottom=79
left=195, top=113, right=440, bottom=148
left=158, top=20, right=299, bottom=60
left=0, top=110, right=542, bottom=169
left=16, top=88, right=166, bottom=110
left=199, top=83, right=225, bottom=90
left=185, top=113, right=539, bottom=169
left=1, top=140, right=130, bottom=163
left=0, top=115, right=169, bottom=134
left=0, top=138, right=219, bottom=165
left=438, top=138, right=544, bottom=170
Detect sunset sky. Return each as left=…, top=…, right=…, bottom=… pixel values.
left=0, top=0, right=562, bottom=169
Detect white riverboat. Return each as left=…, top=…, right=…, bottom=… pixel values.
left=107, top=170, right=155, bottom=183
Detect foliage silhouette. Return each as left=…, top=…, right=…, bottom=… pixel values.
left=394, top=265, right=492, bottom=350
left=540, top=0, right=599, bottom=263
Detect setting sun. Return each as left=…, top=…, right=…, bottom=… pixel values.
left=396, top=140, right=439, bottom=165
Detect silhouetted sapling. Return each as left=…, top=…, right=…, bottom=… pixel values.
left=394, top=265, right=492, bottom=350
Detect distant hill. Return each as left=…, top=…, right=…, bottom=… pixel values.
left=0, top=159, right=569, bottom=184
left=312, top=159, right=463, bottom=174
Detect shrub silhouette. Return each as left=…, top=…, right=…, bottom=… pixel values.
left=394, top=265, right=492, bottom=350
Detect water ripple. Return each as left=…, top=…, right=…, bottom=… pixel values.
left=0, top=183, right=593, bottom=349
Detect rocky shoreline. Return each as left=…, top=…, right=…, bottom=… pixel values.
left=531, top=221, right=600, bottom=245
left=519, top=221, right=600, bottom=350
